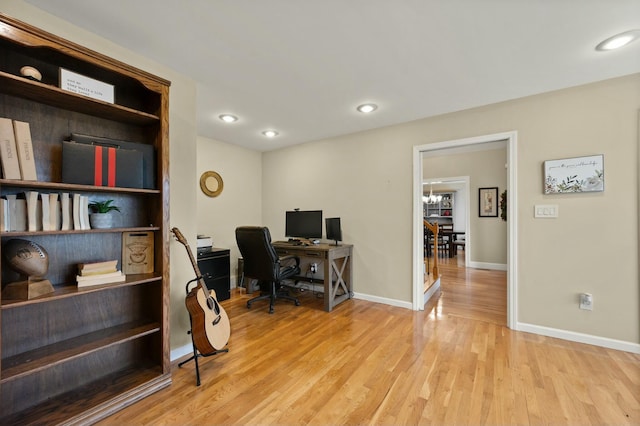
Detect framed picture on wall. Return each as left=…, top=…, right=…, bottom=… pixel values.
left=544, top=154, right=604, bottom=194
left=478, top=187, right=498, bottom=217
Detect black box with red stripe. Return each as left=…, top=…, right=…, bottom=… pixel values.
left=61, top=141, right=144, bottom=188
left=70, top=133, right=156, bottom=189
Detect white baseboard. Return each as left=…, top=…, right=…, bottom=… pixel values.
left=517, top=322, right=640, bottom=354
left=423, top=278, right=441, bottom=305
left=171, top=343, right=194, bottom=362
left=353, top=292, right=412, bottom=310
left=467, top=261, right=507, bottom=271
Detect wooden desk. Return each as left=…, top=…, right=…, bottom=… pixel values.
left=273, top=242, right=353, bottom=312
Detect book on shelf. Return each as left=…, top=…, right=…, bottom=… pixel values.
left=40, top=192, right=50, bottom=231
left=26, top=191, right=39, bottom=232
left=12, top=120, right=38, bottom=181
left=76, top=271, right=126, bottom=288
left=76, top=270, right=123, bottom=281
left=0, top=117, right=21, bottom=179
left=49, top=193, right=60, bottom=231
left=13, top=199, right=27, bottom=232
left=82, top=195, right=90, bottom=230
left=78, top=259, right=119, bottom=274
left=80, top=268, right=119, bottom=277
left=60, top=192, right=71, bottom=230
left=78, top=195, right=89, bottom=230
left=36, top=197, right=43, bottom=231
left=0, top=198, right=7, bottom=232
left=5, top=194, right=16, bottom=230
left=72, top=193, right=81, bottom=230
left=6, top=194, right=27, bottom=232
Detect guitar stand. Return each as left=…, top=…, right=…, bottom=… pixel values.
left=178, top=277, right=229, bottom=386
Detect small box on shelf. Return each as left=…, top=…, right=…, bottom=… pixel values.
left=122, top=231, right=154, bottom=274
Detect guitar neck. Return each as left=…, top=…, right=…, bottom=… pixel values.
left=171, top=227, right=207, bottom=291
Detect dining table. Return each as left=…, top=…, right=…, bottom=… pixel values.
left=440, top=230, right=466, bottom=257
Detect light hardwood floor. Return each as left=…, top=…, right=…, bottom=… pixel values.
left=100, top=254, right=640, bottom=425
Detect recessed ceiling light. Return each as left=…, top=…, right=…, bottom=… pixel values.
left=262, top=130, right=279, bottom=138
left=596, top=30, right=640, bottom=51
left=357, top=103, right=378, bottom=113
left=219, top=114, right=238, bottom=123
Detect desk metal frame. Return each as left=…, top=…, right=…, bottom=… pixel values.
left=273, top=243, right=353, bottom=312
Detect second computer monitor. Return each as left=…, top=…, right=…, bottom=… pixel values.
left=325, top=217, right=342, bottom=245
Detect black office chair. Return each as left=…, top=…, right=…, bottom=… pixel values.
left=235, top=226, right=301, bottom=314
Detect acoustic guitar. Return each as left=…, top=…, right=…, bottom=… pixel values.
left=172, top=227, right=230, bottom=353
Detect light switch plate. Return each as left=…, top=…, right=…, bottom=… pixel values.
left=534, top=204, right=559, bottom=218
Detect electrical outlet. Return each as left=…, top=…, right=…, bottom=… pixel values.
left=310, top=263, right=317, bottom=273
left=579, top=293, right=593, bottom=311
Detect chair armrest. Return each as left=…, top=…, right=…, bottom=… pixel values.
left=278, top=254, right=300, bottom=267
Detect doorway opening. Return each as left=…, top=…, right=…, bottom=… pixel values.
left=422, top=176, right=471, bottom=267
left=421, top=176, right=471, bottom=301
left=412, top=132, right=518, bottom=329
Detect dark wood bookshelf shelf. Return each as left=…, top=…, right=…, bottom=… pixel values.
left=1, top=320, right=160, bottom=383
left=1, top=273, right=162, bottom=309
left=0, top=179, right=161, bottom=194
left=0, top=71, right=160, bottom=125
left=0, top=365, right=170, bottom=426
left=1, top=226, right=160, bottom=238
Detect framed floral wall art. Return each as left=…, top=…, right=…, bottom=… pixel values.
left=478, top=187, right=498, bottom=217
left=544, top=155, right=604, bottom=194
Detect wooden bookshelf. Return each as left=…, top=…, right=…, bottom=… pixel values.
left=0, top=13, right=171, bottom=424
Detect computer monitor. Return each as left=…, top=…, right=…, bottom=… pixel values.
left=325, top=217, right=342, bottom=245
left=285, top=210, right=323, bottom=240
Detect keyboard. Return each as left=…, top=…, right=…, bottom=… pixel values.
left=274, top=240, right=302, bottom=245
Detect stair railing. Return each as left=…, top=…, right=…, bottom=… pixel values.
left=423, top=220, right=439, bottom=280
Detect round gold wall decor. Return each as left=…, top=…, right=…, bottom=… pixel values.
left=200, top=171, right=224, bottom=197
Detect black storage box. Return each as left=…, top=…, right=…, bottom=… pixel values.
left=62, top=141, right=143, bottom=188
left=70, top=133, right=156, bottom=189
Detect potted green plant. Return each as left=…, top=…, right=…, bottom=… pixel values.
left=88, top=199, right=120, bottom=229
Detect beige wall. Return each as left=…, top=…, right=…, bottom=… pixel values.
left=263, top=74, right=640, bottom=345
left=424, top=148, right=508, bottom=264
left=1, top=2, right=200, bottom=352
left=7, top=2, right=638, bottom=349
left=196, top=136, right=263, bottom=284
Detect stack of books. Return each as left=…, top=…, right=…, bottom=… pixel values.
left=76, top=260, right=125, bottom=288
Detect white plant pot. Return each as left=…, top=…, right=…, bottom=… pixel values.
left=90, top=213, right=114, bottom=229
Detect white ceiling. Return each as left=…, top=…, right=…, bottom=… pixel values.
left=25, top=0, right=640, bottom=152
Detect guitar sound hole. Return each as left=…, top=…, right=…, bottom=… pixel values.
left=206, top=297, right=221, bottom=315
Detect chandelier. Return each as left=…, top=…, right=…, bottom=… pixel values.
left=423, top=183, right=442, bottom=204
